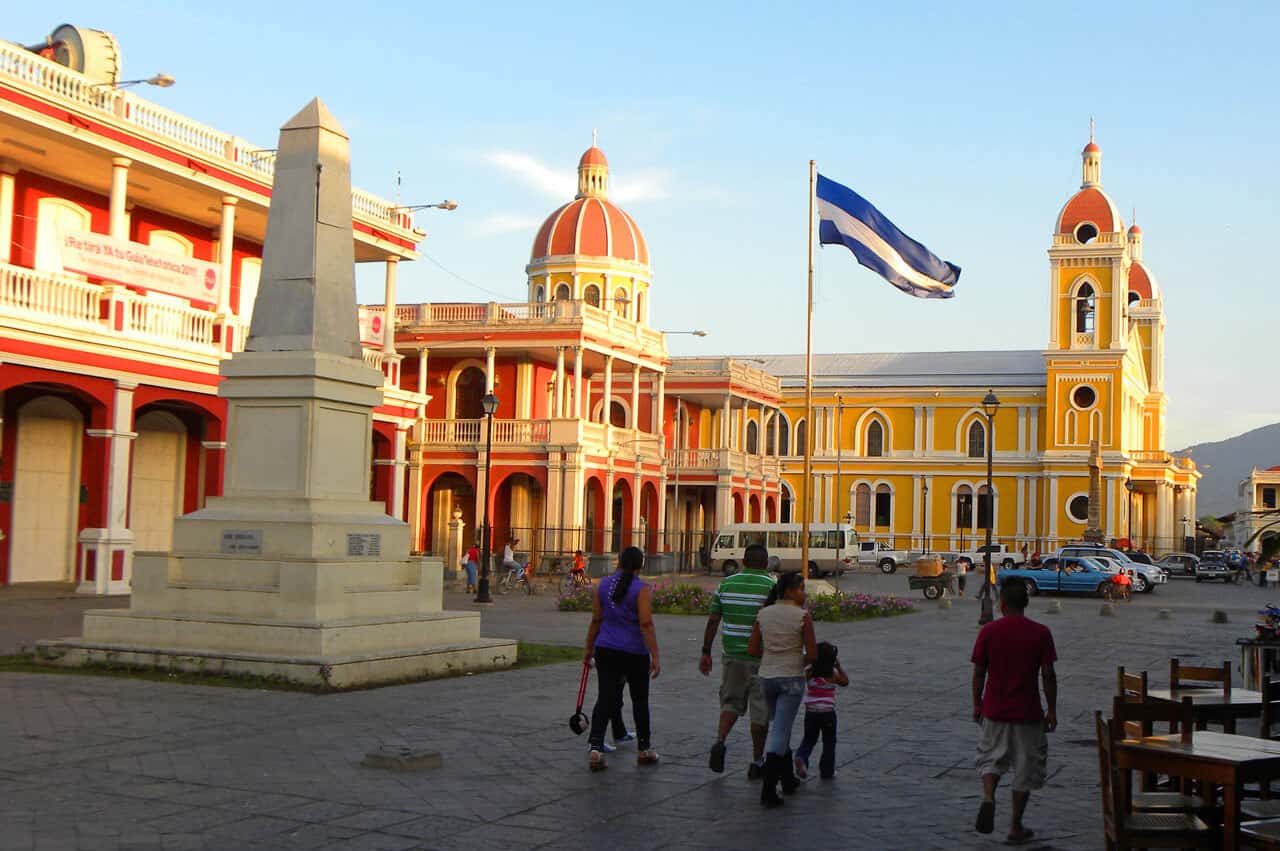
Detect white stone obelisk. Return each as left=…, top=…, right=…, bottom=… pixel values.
left=44, top=100, right=515, bottom=686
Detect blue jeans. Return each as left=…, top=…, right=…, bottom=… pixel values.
left=762, top=676, right=805, bottom=755
left=464, top=560, right=477, bottom=587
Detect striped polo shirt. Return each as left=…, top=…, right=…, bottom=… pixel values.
left=710, top=568, right=776, bottom=661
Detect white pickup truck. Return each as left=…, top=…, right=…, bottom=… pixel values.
left=956, top=544, right=1023, bottom=571
left=850, top=540, right=914, bottom=574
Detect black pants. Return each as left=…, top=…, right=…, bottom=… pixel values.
left=794, top=711, right=837, bottom=778
left=589, top=646, right=651, bottom=751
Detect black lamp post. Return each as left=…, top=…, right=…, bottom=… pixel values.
left=922, top=481, right=930, bottom=553
left=473, top=392, right=499, bottom=604
left=1125, top=478, right=1135, bottom=547
left=979, top=389, right=1000, bottom=626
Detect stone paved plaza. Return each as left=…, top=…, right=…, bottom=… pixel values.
left=1, top=572, right=1271, bottom=850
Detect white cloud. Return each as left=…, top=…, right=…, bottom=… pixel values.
left=483, top=150, right=671, bottom=204
left=467, top=212, right=545, bottom=237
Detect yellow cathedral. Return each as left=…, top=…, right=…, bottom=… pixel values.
left=763, top=135, right=1199, bottom=557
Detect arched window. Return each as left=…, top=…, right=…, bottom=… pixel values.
left=794, top=420, right=807, bottom=457
left=1075, top=282, right=1096, bottom=333
left=955, top=485, right=974, bottom=529
left=34, top=198, right=92, bottom=276
left=1127, top=291, right=1141, bottom=306
left=746, top=420, right=758, bottom=454
left=866, top=420, right=885, bottom=457
left=967, top=420, right=986, bottom=458
left=874, top=484, right=892, bottom=528
left=766, top=417, right=777, bottom=455
left=454, top=366, right=486, bottom=419
left=609, top=400, right=627, bottom=428
left=613, top=286, right=628, bottom=317
left=584, top=284, right=601, bottom=307
left=534, top=285, right=546, bottom=303
left=777, top=417, right=790, bottom=456
left=977, top=484, right=993, bottom=530
left=854, top=483, right=871, bottom=526
left=554, top=283, right=571, bottom=301
left=147, top=230, right=194, bottom=257
left=635, top=290, right=646, bottom=324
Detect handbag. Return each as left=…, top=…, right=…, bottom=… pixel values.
left=568, top=660, right=591, bottom=735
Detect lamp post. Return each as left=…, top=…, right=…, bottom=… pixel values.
left=922, top=481, right=930, bottom=553
left=979, top=389, right=1000, bottom=626
left=473, top=392, right=499, bottom=603
left=1125, top=478, right=1135, bottom=547
left=90, top=73, right=175, bottom=89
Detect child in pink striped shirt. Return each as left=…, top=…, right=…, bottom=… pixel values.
left=794, top=641, right=848, bottom=780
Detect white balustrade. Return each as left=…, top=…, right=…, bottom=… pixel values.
left=0, top=41, right=409, bottom=233
left=0, top=263, right=103, bottom=329
left=121, top=295, right=216, bottom=349
left=362, top=347, right=386, bottom=370
left=419, top=418, right=552, bottom=445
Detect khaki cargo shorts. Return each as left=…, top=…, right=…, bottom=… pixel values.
left=720, top=657, right=768, bottom=725
left=975, top=718, right=1048, bottom=791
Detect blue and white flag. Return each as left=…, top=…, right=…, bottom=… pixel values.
left=816, top=174, right=960, bottom=299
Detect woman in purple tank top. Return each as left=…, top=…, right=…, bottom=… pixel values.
left=583, top=546, right=661, bottom=771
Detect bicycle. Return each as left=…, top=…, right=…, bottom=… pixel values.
left=559, top=568, right=593, bottom=596
left=498, top=561, right=533, bottom=595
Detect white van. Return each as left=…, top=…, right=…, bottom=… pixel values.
left=709, top=523, right=853, bottom=577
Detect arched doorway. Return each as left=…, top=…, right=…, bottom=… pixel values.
left=425, top=472, right=474, bottom=556
left=454, top=366, right=486, bottom=419
left=766, top=495, right=777, bottom=522
left=129, top=410, right=187, bottom=553
left=494, top=472, right=544, bottom=562
left=780, top=482, right=794, bottom=523
left=640, top=481, right=659, bottom=552
left=584, top=477, right=605, bottom=553
left=748, top=494, right=761, bottom=522
left=732, top=492, right=744, bottom=523
left=611, top=479, right=632, bottom=553
left=11, top=396, right=83, bottom=582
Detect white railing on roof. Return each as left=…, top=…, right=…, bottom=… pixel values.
left=0, top=263, right=103, bottom=329
left=0, top=40, right=413, bottom=235
left=392, top=300, right=664, bottom=350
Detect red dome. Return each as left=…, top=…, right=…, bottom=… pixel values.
left=530, top=196, right=648, bottom=265
left=1267, top=466, right=1280, bottom=472
left=1128, top=223, right=1142, bottom=235
left=579, top=146, right=607, bottom=167
left=1083, top=141, right=1101, bottom=154
left=1128, top=262, right=1153, bottom=299
left=1056, top=186, right=1122, bottom=235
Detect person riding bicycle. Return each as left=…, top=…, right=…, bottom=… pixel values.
left=572, top=549, right=588, bottom=585
left=502, top=537, right=522, bottom=578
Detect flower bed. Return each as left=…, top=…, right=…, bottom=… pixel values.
left=557, top=583, right=914, bottom=622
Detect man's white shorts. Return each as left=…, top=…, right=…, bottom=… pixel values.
left=975, top=718, right=1048, bottom=791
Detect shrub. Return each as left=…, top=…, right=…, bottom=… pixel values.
left=557, top=582, right=914, bottom=621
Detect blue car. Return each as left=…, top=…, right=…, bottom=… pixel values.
left=997, top=556, right=1116, bottom=597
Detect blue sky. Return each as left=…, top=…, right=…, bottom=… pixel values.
left=10, top=2, right=1278, bottom=449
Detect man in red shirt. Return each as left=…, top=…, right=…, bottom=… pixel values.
left=971, top=580, right=1057, bottom=845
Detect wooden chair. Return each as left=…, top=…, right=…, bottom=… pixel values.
left=1170, top=658, right=1232, bottom=693
left=1096, top=711, right=1214, bottom=849
left=1243, top=677, right=1280, bottom=819
left=1111, top=696, right=1210, bottom=814
left=1116, top=666, right=1150, bottom=737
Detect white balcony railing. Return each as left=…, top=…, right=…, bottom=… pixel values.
left=0, top=263, right=103, bottom=329
left=362, top=348, right=386, bottom=370
left=0, top=39, right=415, bottom=236
left=668, top=448, right=721, bottom=469
left=121, top=295, right=215, bottom=349
left=390, top=300, right=664, bottom=351
left=418, top=418, right=552, bottom=446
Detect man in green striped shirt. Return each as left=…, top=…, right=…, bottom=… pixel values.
left=699, top=543, right=776, bottom=778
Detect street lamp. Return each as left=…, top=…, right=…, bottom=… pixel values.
left=922, top=481, right=930, bottom=553
left=393, top=200, right=459, bottom=212
left=90, top=73, right=175, bottom=89
left=473, top=392, right=500, bottom=604
left=663, top=330, right=709, bottom=337
left=979, top=389, right=1000, bottom=626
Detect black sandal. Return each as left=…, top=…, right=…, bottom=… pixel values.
left=975, top=800, right=995, bottom=834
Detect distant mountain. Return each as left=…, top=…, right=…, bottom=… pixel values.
left=1179, top=423, right=1280, bottom=517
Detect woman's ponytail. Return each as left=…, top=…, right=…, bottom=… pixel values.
left=611, top=546, right=645, bottom=604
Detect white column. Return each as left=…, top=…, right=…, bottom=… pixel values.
left=382, top=256, right=399, bottom=356
left=554, top=347, right=566, bottom=417
left=1016, top=476, right=1026, bottom=539
left=758, top=403, right=765, bottom=456
left=1029, top=408, right=1039, bottom=454
left=738, top=404, right=747, bottom=451
left=630, top=363, right=640, bottom=430
left=925, top=406, right=935, bottom=453
left=109, top=157, right=131, bottom=239
left=573, top=346, right=584, bottom=418
left=1047, top=475, right=1059, bottom=542
left=721, top=396, right=731, bottom=448
left=86, top=381, right=137, bottom=595
left=654, top=372, right=665, bottom=437
left=485, top=346, right=496, bottom=393
left=417, top=349, right=428, bottom=396
left=1028, top=476, right=1038, bottom=545
left=1110, top=279, right=1124, bottom=350
left=1017, top=406, right=1027, bottom=456
left=391, top=426, right=408, bottom=521
left=912, top=475, right=922, bottom=547
left=1105, top=475, right=1117, bottom=540
left=217, top=196, right=237, bottom=315
left=913, top=405, right=923, bottom=457
left=1048, top=262, right=1060, bottom=348
left=602, top=356, right=614, bottom=424
left=0, top=162, right=17, bottom=265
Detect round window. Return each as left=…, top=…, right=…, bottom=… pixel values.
left=1068, top=495, right=1090, bottom=523
left=1072, top=385, right=1097, bottom=409
left=1075, top=223, right=1098, bottom=244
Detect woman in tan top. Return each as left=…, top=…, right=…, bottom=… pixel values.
left=748, top=571, right=816, bottom=807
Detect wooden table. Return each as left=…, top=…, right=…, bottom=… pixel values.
left=1146, top=687, right=1263, bottom=733
left=1117, top=731, right=1280, bottom=850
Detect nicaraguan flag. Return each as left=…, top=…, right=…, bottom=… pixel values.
left=817, top=174, right=960, bottom=299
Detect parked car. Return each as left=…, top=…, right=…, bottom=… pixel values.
left=1155, top=552, right=1200, bottom=577
left=851, top=541, right=913, bottom=574
left=1123, top=550, right=1155, bottom=565
left=1196, top=551, right=1238, bottom=583
left=958, top=543, right=1022, bottom=571
left=1055, top=545, right=1166, bottom=593
left=997, top=557, right=1117, bottom=597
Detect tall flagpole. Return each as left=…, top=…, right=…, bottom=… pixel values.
left=801, top=160, right=816, bottom=577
